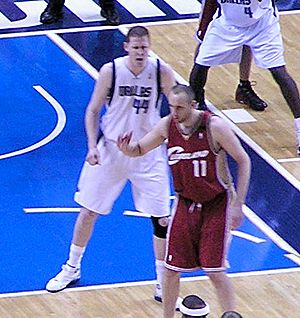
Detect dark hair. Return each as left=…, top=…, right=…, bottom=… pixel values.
left=180, top=295, right=209, bottom=318
left=125, top=26, right=150, bottom=42
left=170, top=84, right=195, bottom=103
left=221, top=311, right=243, bottom=318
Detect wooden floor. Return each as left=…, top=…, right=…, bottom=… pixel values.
left=1, top=271, right=299, bottom=317
left=1, top=13, right=300, bottom=318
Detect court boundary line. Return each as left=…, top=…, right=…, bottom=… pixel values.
left=1, top=267, right=299, bottom=299
left=0, top=85, right=66, bottom=160
left=0, top=9, right=299, bottom=39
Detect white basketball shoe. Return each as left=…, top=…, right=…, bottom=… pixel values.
left=46, top=264, right=81, bottom=293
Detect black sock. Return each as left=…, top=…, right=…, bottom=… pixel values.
left=239, top=80, right=251, bottom=88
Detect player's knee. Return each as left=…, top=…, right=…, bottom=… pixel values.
left=79, top=207, right=99, bottom=223
left=205, top=270, right=227, bottom=285
left=189, top=64, right=208, bottom=86
left=151, top=216, right=169, bottom=238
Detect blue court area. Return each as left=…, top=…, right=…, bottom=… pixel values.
left=0, top=28, right=299, bottom=295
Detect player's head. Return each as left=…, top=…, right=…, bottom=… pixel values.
left=169, top=84, right=197, bottom=124
left=180, top=294, right=210, bottom=318
left=220, top=311, right=243, bottom=318
left=124, top=26, right=150, bottom=69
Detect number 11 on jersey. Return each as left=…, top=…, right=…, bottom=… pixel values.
left=192, top=160, right=207, bottom=177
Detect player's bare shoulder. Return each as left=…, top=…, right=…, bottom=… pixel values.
left=209, top=114, right=229, bottom=133
left=156, top=115, right=172, bottom=140
left=99, top=62, right=113, bottom=82
left=94, top=61, right=114, bottom=94
left=159, top=61, right=176, bottom=95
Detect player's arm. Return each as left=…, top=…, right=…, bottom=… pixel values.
left=118, top=116, right=171, bottom=157
left=85, top=63, right=112, bottom=149
left=210, top=116, right=251, bottom=228
left=160, top=62, right=177, bottom=97
left=84, top=63, right=112, bottom=164
left=196, top=0, right=218, bottom=42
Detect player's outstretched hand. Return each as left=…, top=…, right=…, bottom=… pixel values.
left=117, top=131, right=133, bottom=155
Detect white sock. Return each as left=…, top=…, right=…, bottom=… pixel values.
left=67, top=244, right=85, bottom=268
left=294, top=118, right=300, bottom=146
left=155, top=259, right=165, bottom=288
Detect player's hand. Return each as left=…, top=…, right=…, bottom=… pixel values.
left=229, top=203, right=244, bottom=229
left=86, top=147, right=101, bottom=165
left=194, top=30, right=203, bottom=44
left=117, top=131, right=133, bottom=154
left=194, top=30, right=203, bottom=60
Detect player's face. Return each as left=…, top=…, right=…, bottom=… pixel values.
left=169, top=93, right=192, bottom=124
left=124, top=36, right=150, bottom=69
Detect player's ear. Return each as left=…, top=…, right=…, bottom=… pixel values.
left=191, top=100, right=197, bottom=109
left=123, top=41, right=129, bottom=53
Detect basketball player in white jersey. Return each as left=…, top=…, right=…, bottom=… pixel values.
left=45, top=26, right=179, bottom=306
left=195, top=0, right=267, bottom=111
left=190, top=0, right=300, bottom=155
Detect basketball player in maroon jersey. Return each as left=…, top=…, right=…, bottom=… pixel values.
left=117, top=84, right=250, bottom=318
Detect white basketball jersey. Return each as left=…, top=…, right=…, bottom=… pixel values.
left=217, top=0, right=276, bottom=27
left=101, top=56, right=162, bottom=142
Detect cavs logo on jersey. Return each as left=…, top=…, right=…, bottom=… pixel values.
left=168, top=146, right=209, bottom=165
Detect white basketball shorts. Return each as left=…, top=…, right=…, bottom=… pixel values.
left=74, top=138, right=170, bottom=217
left=195, top=9, right=285, bottom=69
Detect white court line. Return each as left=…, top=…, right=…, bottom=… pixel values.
left=1, top=267, right=299, bottom=299
left=243, top=206, right=300, bottom=257
left=277, top=157, right=300, bottom=163
left=0, top=9, right=299, bottom=39
left=230, top=230, right=266, bottom=244
left=0, top=86, right=66, bottom=160
left=284, top=254, right=300, bottom=266
left=47, top=33, right=98, bottom=80
left=24, top=207, right=80, bottom=213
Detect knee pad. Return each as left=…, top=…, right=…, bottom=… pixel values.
left=151, top=216, right=169, bottom=239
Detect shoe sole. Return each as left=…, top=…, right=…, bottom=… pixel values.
left=46, top=278, right=80, bottom=293
left=236, top=99, right=267, bottom=111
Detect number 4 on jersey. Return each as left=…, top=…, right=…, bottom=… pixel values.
left=244, top=7, right=253, bottom=18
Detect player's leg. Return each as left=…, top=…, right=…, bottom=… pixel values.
left=269, top=65, right=300, bottom=154
left=235, top=45, right=267, bottom=111
left=100, top=0, right=120, bottom=25
left=200, top=192, right=242, bottom=314
left=249, top=9, right=300, bottom=153
left=46, top=141, right=128, bottom=292
left=40, top=0, right=65, bottom=24
left=163, top=269, right=180, bottom=318
left=189, top=64, right=210, bottom=110
left=151, top=216, right=169, bottom=302
left=190, top=18, right=243, bottom=110
left=130, top=148, right=180, bottom=304
left=45, top=207, right=99, bottom=293
left=206, top=270, right=236, bottom=312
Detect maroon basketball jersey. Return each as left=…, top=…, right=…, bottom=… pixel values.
left=168, top=111, right=229, bottom=203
